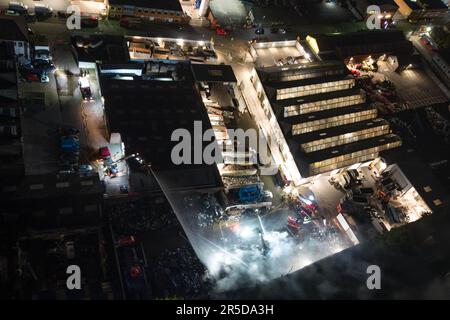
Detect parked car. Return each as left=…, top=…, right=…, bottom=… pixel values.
left=8, top=1, right=28, bottom=15
left=255, top=27, right=264, bottom=35
left=34, top=49, right=52, bottom=61
left=215, top=27, right=227, bottom=36
left=32, top=59, right=55, bottom=72
left=25, top=72, right=39, bottom=82
left=78, top=164, right=93, bottom=173
left=60, top=136, right=80, bottom=154
left=34, top=3, right=52, bottom=17
left=25, top=71, right=49, bottom=83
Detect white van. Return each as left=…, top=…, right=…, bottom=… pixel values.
left=8, top=1, right=28, bottom=14
left=34, top=3, right=53, bottom=16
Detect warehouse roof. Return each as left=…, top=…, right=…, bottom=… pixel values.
left=99, top=62, right=222, bottom=191
left=0, top=16, right=29, bottom=42
left=191, top=63, right=237, bottom=83
left=108, top=0, right=183, bottom=11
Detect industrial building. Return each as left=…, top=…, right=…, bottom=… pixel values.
left=98, top=61, right=223, bottom=192
left=0, top=16, right=30, bottom=60
left=306, top=30, right=414, bottom=67
left=0, top=41, right=23, bottom=176
left=394, top=0, right=449, bottom=20
left=250, top=60, right=401, bottom=179
left=107, top=0, right=190, bottom=24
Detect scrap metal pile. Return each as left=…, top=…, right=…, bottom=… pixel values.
left=221, top=175, right=261, bottom=189
left=109, top=197, right=180, bottom=235
left=149, top=246, right=214, bottom=299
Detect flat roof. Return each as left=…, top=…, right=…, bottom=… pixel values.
left=0, top=173, right=102, bottom=200
left=300, top=134, right=401, bottom=163
left=273, top=87, right=363, bottom=108
left=99, top=63, right=222, bottom=190
left=281, top=103, right=372, bottom=125
left=209, top=0, right=247, bottom=25
left=255, top=45, right=305, bottom=67
left=291, top=118, right=389, bottom=144
left=0, top=173, right=103, bottom=230
left=0, top=42, right=16, bottom=61
left=108, top=0, right=183, bottom=11
left=0, top=47, right=22, bottom=175
left=258, top=60, right=347, bottom=77
left=313, top=30, right=413, bottom=58
left=190, top=63, right=237, bottom=83
left=71, top=34, right=130, bottom=64
left=0, top=16, right=28, bottom=42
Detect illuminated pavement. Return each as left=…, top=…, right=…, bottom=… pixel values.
left=209, top=0, right=248, bottom=25
left=374, top=67, right=448, bottom=109
left=20, top=69, right=62, bottom=175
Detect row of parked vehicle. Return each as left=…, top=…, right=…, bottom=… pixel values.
left=7, top=1, right=53, bottom=17
left=19, top=55, right=55, bottom=83
left=59, top=127, right=80, bottom=174
left=58, top=127, right=93, bottom=175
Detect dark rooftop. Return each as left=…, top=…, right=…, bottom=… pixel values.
left=0, top=16, right=29, bottom=42
left=71, top=34, right=130, bottom=64
left=108, top=0, right=183, bottom=11
left=299, top=133, right=401, bottom=163
left=99, top=63, right=222, bottom=191
left=0, top=173, right=103, bottom=231
left=190, top=63, right=237, bottom=83
left=0, top=44, right=22, bottom=176
left=314, top=30, right=413, bottom=59
left=257, top=60, right=347, bottom=78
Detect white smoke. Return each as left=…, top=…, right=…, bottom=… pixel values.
left=202, top=229, right=349, bottom=292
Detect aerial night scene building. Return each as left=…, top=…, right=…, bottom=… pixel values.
left=0, top=0, right=449, bottom=310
